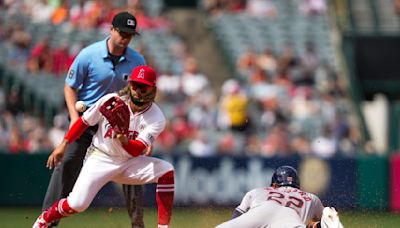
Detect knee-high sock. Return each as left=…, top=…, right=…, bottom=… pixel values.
left=42, top=198, right=77, bottom=223
left=156, top=171, right=174, bottom=225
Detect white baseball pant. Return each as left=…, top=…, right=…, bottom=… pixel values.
left=67, top=146, right=173, bottom=212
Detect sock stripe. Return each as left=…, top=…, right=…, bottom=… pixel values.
left=236, top=208, right=245, bottom=214
left=157, top=184, right=175, bottom=187
left=57, top=199, right=75, bottom=216
left=157, top=170, right=174, bottom=226
left=58, top=199, right=68, bottom=216
left=156, top=188, right=174, bottom=192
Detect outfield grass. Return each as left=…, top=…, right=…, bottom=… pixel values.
left=1, top=207, right=400, bottom=228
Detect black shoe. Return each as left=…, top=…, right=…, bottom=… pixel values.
left=48, top=220, right=59, bottom=227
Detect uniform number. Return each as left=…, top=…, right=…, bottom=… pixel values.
left=267, top=191, right=304, bottom=210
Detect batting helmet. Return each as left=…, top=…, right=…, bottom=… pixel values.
left=270, top=165, right=300, bottom=189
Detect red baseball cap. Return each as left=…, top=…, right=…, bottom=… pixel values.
left=129, top=66, right=157, bottom=86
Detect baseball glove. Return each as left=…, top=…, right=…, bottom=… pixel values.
left=100, top=96, right=130, bottom=134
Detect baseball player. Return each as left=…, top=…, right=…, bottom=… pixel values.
left=216, top=165, right=344, bottom=228
left=33, top=66, right=174, bottom=228
left=42, top=11, right=147, bottom=227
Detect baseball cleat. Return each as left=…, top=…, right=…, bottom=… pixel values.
left=32, top=212, right=50, bottom=228
left=321, top=207, right=344, bottom=228
left=157, top=224, right=170, bottom=228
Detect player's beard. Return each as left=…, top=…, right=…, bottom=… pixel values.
left=130, top=93, right=146, bottom=106
left=129, top=88, right=156, bottom=107
left=130, top=91, right=149, bottom=107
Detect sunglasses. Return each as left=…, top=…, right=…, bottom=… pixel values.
left=130, top=82, right=152, bottom=93
left=113, top=27, right=133, bottom=39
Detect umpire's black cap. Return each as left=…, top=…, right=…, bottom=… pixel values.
left=112, top=11, right=140, bottom=35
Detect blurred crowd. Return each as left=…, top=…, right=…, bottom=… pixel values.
left=155, top=44, right=362, bottom=158
left=201, top=0, right=327, bottom=17
left=1, top=0, right=172, bottom=77
left=0, top=0, right=365, bottom=157
left=0, top=0, right=173, bottom=154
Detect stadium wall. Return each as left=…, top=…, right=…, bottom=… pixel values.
left=0, top=153, right=390, bottom=210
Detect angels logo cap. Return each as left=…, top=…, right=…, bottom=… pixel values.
left=112, top=11, right=140, bottom=35
left=129, top=66, right=157, bottom=86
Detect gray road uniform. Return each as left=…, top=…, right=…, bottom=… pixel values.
left=216, top=186, right=324, bottom=228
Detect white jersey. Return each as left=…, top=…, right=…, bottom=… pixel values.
left=237, top=186, right=324, bottom=224
left=82, top=93, right=166, bottom=160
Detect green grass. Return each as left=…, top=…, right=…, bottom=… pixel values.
left=1, top=207, right=400, bottom=228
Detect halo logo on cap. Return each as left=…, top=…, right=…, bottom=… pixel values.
left=138, top=68, right=145, bottom=79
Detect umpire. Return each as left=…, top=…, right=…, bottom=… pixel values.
left=42, top=12, right=146, bottom=228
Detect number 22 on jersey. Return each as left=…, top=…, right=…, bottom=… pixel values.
left=267, top=191, right=304, bottom=213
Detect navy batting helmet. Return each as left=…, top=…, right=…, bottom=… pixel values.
left=270, top=165, right=300, bottom=189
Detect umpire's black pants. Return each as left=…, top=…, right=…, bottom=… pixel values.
left=42, top=125, right=144, bottom=228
